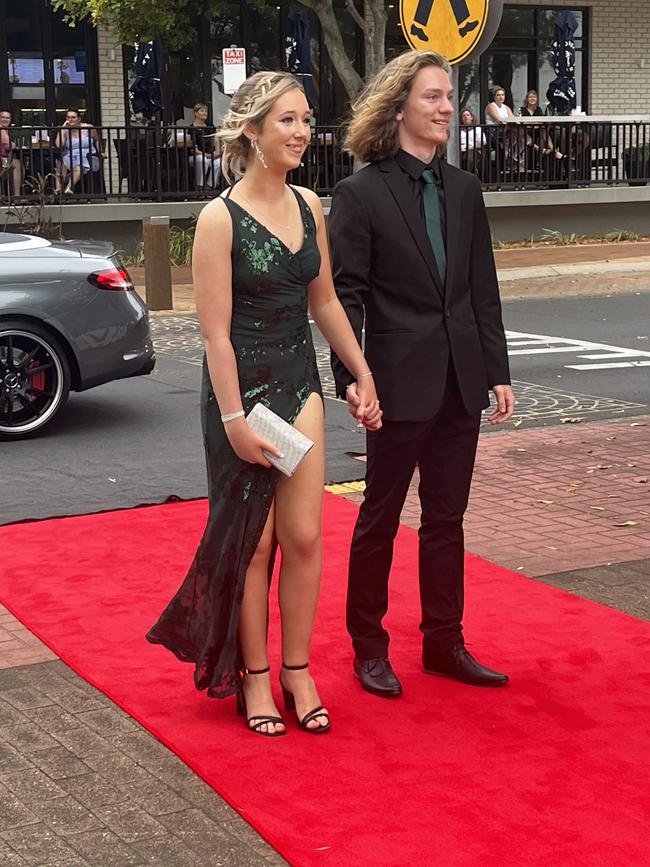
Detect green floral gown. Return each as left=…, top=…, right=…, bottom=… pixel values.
left=146, top=186, right=322, bottom=698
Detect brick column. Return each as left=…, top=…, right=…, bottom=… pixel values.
left=96, top=27, right=127, bottom=194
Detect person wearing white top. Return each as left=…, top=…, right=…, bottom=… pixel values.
left=484, top=85, right=529, bottom=173
left=53, top=109, right=105, bottom=194
left=459, top=108, right=486, bottom=178
left=459, top=109, right=486, bottom=151
left=484, top=85, right=515, bottom=125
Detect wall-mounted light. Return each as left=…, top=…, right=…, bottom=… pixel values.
left=109, top=48, right=116, bottom=61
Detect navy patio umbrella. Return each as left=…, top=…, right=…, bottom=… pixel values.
left=546, top=10, right=578, bottom=115
left=285, top=11, right=316, bottom=108
left=129, top=40, right=164, bottom=119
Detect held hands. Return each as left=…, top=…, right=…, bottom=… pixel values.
left=224, top=417, right=283, bottom=467
left=488, top=385, right=516, bottom=425
left=346, top=379, right=383, bottom=431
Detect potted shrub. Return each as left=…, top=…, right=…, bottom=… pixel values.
left=623, top=144, right=650, bottom=186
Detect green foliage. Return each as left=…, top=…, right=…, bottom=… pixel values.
left=52, top=0, right=229, bottom=51
left=605, top=228, right=640, bottom=243
left=539, top=228, right=582, bottom=246
left=2, top=174, right=64, bottom=239
left=492, top=227, right=643, bottom=249
left=168, top=224, right=196, bottom=266
left=125, top=222, right=196, bottom=267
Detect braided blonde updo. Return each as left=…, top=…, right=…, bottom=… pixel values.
left=217, top=71, right=304, bottom=182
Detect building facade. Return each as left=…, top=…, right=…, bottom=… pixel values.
left=1, top=0, right=649, bottom=129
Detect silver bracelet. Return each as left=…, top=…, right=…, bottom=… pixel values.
left=221, top=410, right=245, bottom=423
left=358, top=372, right=373, bottom=379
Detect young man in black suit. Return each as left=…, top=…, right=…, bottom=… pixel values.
left=330, top=50, right=515, bottom=697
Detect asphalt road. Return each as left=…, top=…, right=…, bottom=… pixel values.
left=314, top=291, right=650, bottom=428
left=501, top=292, right=650, bottom=419
left=2, top=293, right=648, bottom=524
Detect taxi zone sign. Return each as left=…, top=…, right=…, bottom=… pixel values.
left=223, top=48, right=247, bottom=94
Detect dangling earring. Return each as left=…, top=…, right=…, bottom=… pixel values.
left=252, top=139, right=267, bottom=169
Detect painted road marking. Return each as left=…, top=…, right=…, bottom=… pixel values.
left=568, top=361, right=650, bottom=370
left=506, top=330, right=650, bottom=371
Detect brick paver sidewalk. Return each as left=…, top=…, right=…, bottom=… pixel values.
left=338, top=415, right=650, bottom=614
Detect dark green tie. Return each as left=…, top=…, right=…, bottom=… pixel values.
left=421, top=169, right=446, bottom=282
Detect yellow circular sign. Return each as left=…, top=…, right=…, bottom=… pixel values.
left=400, top=0, right=489, bottom=64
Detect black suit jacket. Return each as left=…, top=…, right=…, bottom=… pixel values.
left=329, top=157, right=510, bottom=421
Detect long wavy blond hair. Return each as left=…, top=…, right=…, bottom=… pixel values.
left=345, top=50, right=451, bottom=163
left=217, top=71, right=304, bottom=182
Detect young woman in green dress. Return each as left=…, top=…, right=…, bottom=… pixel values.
left=147, top=72, right=381, bottom=736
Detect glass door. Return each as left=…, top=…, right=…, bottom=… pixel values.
left=482, top=50, right=536, bottom=115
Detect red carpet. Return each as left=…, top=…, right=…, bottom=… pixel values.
left=1, top=496, right=649, bottom=866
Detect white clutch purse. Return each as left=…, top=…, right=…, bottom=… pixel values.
left=246, top=403, right=314, bottom=477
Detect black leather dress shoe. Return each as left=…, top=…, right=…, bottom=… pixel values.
left=423, top=641, right=509, bottom=687
left=353, top=657, right=403, bottom=697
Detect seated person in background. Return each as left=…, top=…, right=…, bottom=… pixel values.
left=54, top=109, right=105, bottom=194
left=485, top=85, right=528, bottom=173
left=188, top=102, right=221, bottom=190
left=484, top=85, right=515, bottom=125
left=519, top=89, right=544, bottom=118
left=0, top=109, right=23, bottom=195
left=459, top=108, right=486, bottom=174
left=519, top=90, right=563, bottom=162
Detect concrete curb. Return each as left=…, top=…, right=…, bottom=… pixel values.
left=142, top=258, right=650, bottom=313
left=498, top=257, right=650, bottom=281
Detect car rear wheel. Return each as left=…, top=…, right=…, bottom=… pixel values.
left=0, top=320, right=71, bottom=439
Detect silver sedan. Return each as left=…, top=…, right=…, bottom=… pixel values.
left=0, top=233, right=155, bottom=439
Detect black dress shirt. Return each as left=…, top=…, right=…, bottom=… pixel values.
left=394, top=149, right=447, bottom=244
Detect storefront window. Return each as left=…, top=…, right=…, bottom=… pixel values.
left=499, top=7, right=535, bottom=38
left=488, top=51, right=530, bottom=113
left=51, top=8, right=90, bottom=124
left=458, top=58, right=480, bottom=118
left=1, top=0, right=96, bottom=126
left=459, top=5, right=588, bottom=119
left=5, top=0, right=46, bottom=124
left=537, top=8, right=583, bottom=42
left=167, top=44, right=204, bottom=124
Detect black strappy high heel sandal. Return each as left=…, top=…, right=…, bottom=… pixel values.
left=236, top=666, right=286, bottom=737
left=280, top=663, right=331, bottom=734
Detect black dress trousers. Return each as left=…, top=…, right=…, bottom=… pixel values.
left=346, top=365, right=481, bottom=659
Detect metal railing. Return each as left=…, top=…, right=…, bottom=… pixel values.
left=0, top=124, right=354, bottom=203
left=462, top=118, right=650, bottom=190
left=1, top=120, right=648, bottom=204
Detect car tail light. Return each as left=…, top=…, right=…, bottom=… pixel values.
left=87, top=268, right=134, bottom=291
